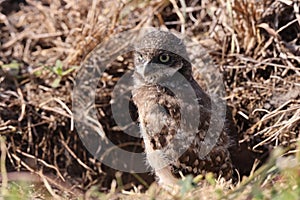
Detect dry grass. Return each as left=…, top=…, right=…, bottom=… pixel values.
left=0, top=0, right=299, bottom=199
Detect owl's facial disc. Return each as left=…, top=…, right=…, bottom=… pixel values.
left=134, top=50, right=183, bottom=84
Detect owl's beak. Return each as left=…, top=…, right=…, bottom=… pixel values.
left=143, top=63, right=156, bottom=77
left=137, top=62, right=156, bottom=77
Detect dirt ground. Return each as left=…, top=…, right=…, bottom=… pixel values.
left=0, top=0, right=299, bottom=199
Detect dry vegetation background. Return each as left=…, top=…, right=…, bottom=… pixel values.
left=0, top=0, right=299, bottom=199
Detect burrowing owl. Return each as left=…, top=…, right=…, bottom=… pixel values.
left=132, top=30, right=238, bottom=186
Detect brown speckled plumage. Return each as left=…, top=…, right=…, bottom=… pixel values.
left=132, top=30, right=238, bottom=186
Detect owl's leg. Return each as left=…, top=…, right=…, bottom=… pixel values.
left=155, top=166, right=181, bottom=193
left=145, top=149, right=180, bottom=192
left=155, top=166, right=178, bottom=186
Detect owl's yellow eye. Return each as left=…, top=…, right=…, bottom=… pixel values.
left=136, top=52, right=143, bottom=62
left=159, top=54, right=170, bottom=63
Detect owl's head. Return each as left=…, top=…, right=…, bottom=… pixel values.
left=133, top=31, right=191, bottom=85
